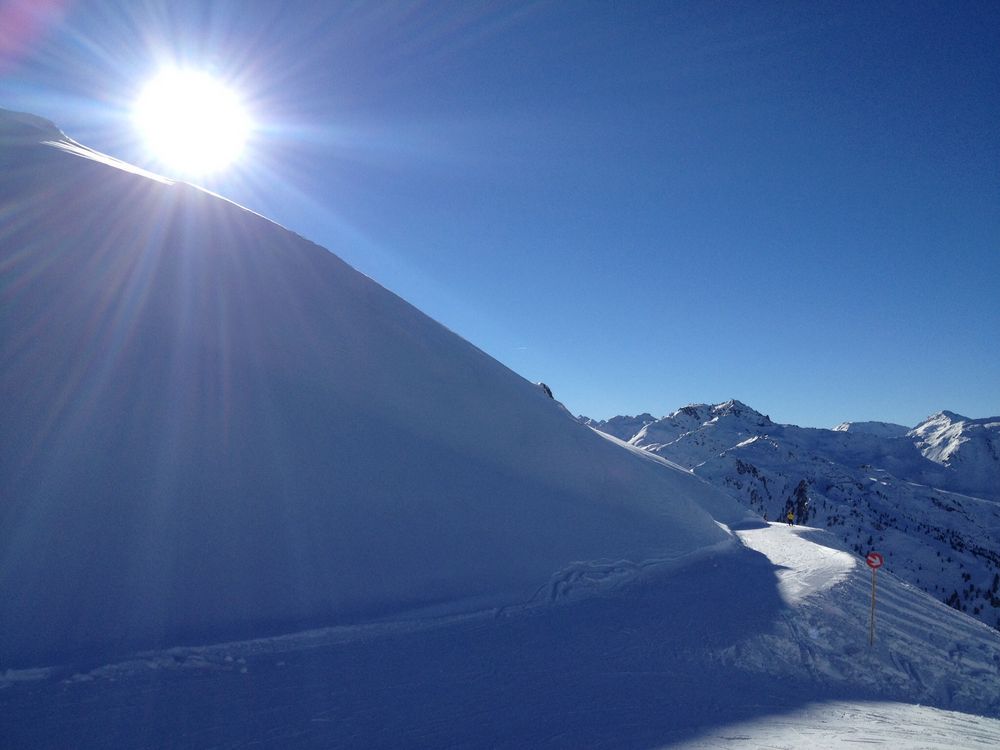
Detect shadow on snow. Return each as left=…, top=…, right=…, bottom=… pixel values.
left=0, top=544, right=887, bottom=749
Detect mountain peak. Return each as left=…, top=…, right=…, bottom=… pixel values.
left=930, top=410, right=969, bottom=423
left=666, top=400, right=771, bottom=427
left=709, top=400, right=772, bottom=427
left=580, top=413, right=657, bottom=441
left=713, top=399, right=759, bottom=416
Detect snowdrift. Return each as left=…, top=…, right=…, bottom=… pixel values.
left=0, top=109, right=750, bottom=668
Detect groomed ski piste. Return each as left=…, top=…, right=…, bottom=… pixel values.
left=3, top=522, right=999, bottom=749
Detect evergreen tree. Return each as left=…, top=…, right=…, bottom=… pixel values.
left=791, top=479, right=810, bottom=524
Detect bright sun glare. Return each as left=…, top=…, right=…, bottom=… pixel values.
left=134, top=69, right=251, bottom=175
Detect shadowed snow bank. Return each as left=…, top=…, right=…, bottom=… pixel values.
left=0, top=109, right=749, bottom=669
left=3, top=530, right=998, bottom=748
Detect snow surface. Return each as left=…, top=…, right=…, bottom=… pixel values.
left=666, top=701, right=1000, bottom=749
left=739, top=523, right=856, bottom=604
left=2, top=523, right=999, bottom=748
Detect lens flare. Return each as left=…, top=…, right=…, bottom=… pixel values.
left=133, top=69, right=251, bottom=175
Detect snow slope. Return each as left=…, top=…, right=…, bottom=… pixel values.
left=731, top=524, right=999, bottom=708
left=668, top=702, right=1000, bottom=749
left=2, top=523, right=998, bottom=748
left=833, top=420, right=910, bottom=439
left=911, top=411, right=1000, bottom=495
left=0, top=108, right=751, bottom=669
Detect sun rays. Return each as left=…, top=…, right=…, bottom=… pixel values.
left=133, top=68, right=252, bottom=176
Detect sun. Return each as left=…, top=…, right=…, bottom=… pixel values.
left=133, top=69, right=252, bottom=176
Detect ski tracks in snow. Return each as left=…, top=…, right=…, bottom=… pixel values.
left=667, top=700, right=1000, bottom=749
left=732, top=524, right=1000, bottom=715
left=3, top=523, right=1000, bottom=748
left=519, top=538, right=739, bottom=610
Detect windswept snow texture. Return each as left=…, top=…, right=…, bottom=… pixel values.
left=586, top=400, right=1000, bottom=631
left=0, top=108, right=750, bottom=669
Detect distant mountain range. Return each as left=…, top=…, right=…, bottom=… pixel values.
left=582, top=401, right=1000, bottom=630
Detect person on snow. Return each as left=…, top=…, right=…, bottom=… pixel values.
left=786, top=510, right=795, bottom=525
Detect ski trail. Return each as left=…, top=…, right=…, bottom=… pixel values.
left=732, top=523, right=1000, bottom=715
left=666, top=700, right=1000, bottom=749
left=736, top=523, right=856, bottom=604
left=2, top=524, right=999, bottom=748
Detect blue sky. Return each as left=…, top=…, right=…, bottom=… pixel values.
left=2, top=0, right=998, bottom=427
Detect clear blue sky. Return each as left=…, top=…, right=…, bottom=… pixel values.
left=3, top=0, right=998, bottom=427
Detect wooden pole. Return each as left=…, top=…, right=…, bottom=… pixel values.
left=869, top=567, right=877, bottom=646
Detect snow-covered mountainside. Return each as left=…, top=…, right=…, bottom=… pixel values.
left=911, top=411, right=1000, bottom=493
left=580, top=412, right=657, bottom=441
left=584, top=400, right=1000, bottom=630
left=0, top=108, right=752, bottom=669
left=833, top=420, right=910, bottom=438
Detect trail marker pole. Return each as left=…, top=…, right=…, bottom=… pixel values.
left=866, top=552, right=884, bottom=646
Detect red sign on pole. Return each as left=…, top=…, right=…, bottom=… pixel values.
left=866, top=551, right=883, bottom=647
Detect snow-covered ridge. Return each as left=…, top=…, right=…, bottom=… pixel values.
left=578, top=412, right=656, bottom=441
left=910, top=410, right=1000, bottom=472
left=0, top=108, right=65, bottom=142
left=833, top=420, right=909, bottom=438
left=910, top=411, right=975, bottom=465
left=0, top=109, right=750, bottom=670
left=0, top=106, right=172, bottom=183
